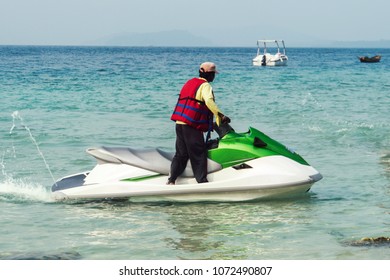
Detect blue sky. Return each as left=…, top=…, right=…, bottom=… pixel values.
left=1, top=0, right=388, bottom=46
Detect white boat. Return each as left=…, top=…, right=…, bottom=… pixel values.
left=51, top=123, right=322, bottom=202
left=252, top=40, right=288, bottom=66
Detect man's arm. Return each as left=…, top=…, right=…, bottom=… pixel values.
left=197, top=83, right=224, bottom=125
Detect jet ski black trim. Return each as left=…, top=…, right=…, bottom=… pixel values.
left=253, top=137, right=267, bottom=148
left=232, top=163, right=253, bottom=170
left=52, top=173, right=87, bottom=191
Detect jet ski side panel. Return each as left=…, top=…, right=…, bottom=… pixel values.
left=52, top=156, right=322, bottom=201
left=209, top=126, right=309, bottom=168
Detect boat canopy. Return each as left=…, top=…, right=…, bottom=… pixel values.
left=256, top=40, right=286, bottom=55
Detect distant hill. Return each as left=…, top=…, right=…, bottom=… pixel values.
left=90, top=30, right=212, bottom=47
left=327, top=40, right=390, bottom=48
left=87, top=29, right=390, bottom=48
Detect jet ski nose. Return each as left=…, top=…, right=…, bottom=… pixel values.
left=309, top=173, right=323, bottom=182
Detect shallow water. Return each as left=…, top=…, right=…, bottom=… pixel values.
left=0, top=46, right=389, bottom=259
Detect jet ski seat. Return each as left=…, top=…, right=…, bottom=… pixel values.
left=86, top=147, right=223, bottom=177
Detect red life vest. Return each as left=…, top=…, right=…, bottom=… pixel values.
left=171, top=78, right=213, bottom=132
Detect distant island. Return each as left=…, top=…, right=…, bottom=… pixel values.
left=89, top=30, right=212, bottom=47
left=78, top=29, right=390, bottom=48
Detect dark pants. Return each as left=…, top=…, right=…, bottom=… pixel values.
left=169, top=124, right=208, bottom=183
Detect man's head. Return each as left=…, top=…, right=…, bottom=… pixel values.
left=199, top=62, right=218, bottom=82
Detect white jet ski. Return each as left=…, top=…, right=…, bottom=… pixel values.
left=52, top=124, right=322, bottom=202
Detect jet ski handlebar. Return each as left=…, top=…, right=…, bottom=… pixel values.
left=214, top=122, right=234, bottom=138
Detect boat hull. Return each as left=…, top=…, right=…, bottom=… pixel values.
left=52, top=156, right=322, bottom=202
left=359, top=55, right=381, bottom=63
left=252, top=54, right=288, bottom=66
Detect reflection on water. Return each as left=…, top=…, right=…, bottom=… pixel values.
left=152, top=199, right=316, bottom=259
left=51, top=198, right=316, bottom=259
left=380, top=152, right=390, bottom=179
left=164, top=204, right=244, bottom=259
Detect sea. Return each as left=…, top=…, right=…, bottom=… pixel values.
left=0, top=45, right=389, bottom=262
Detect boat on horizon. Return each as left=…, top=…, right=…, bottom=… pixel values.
left=252, top=39, right=288, bottom=66
left=359, top=55, right=381, bottom=63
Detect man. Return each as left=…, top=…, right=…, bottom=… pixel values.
left=167, top=62, right=230, bottom=185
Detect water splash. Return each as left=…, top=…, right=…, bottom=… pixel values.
left=0, top=176, right=53, bottom=203
left=9, top=111, right=57, bottom=186
left=0, top=111, right=58, bottom=202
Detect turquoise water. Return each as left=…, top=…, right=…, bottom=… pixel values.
left=0, top=46, right=389, bottom=260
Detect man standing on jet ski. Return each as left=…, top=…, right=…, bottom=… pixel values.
left=168, top=62, right=230, bottom=185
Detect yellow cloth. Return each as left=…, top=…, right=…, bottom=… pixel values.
left=176, top=78, right=223, bottom=126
